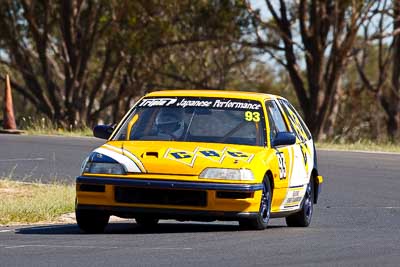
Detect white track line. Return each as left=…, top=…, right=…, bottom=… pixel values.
left=2, top=245, right=192, bottom=250
left=325, top=206, right=400, bottom=209
left=140, top=247, right=193, bottom=250
left=3, top=245, right=118, bottom=249
left=0, top=158, right=45, bottom=162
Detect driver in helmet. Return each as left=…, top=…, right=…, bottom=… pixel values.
left=155, top=108, right=185, bottom=140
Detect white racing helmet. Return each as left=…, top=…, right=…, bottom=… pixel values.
left=155, top=108, right=185, bottom=139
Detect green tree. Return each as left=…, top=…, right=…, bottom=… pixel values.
left=353, top=0, right=400, bottom=140
left=245, top=0, right=374, bottom=140
left=0, top=0, right=250, bottom=126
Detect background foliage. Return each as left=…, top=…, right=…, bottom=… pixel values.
left=0, top=0, right=399, bottom=142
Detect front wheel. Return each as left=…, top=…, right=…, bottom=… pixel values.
left=76, top=209, right=110, bottom=234
left=285, top=179, right=314, bottom=227
left=239, top=178, right=271, bottom=230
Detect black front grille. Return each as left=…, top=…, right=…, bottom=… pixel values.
left=114, top=187, right=207, bottom=207
left=78, top=184, right=105, bottom=192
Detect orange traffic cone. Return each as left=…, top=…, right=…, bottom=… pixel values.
left=1, top=74, right=23, bottom=134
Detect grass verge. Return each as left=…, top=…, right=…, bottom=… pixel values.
left=18, top=116, right=92, bottom=137
left=316, top=140, right=400, bottom=153
left=0, top=179, right=75, bottom=225
left=22, top=126, right=92, bottom=137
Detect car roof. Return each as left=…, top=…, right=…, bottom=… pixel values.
left=145, top=90, right=283, bottom=102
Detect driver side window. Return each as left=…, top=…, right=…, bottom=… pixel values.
left=266, top=100, right=289, bottom=142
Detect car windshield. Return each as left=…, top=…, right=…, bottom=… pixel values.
left=113, top=97, right=266, bottom=146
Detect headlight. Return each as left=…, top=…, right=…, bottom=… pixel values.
left=199, top=168, right=254, bottom=181
left=83, top=162, right=126, bottom=175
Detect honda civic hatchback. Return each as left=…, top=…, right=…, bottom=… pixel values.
left=76, top=90, right=323, bottom=233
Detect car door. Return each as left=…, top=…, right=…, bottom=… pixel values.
left=277, top=99, right=314, bottom=187
left=265, top=100, right=293, bottom=190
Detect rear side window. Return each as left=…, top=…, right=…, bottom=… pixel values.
left=278, top=99, right=312, bottom=141
left=265, top=100, right=288, bottom=141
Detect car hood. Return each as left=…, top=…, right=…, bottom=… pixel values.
left=93, top=141, right=265, bottom=176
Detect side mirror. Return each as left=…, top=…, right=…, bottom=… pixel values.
left=93, top=125, right=114, bottom=140
left=272, top=132, right=296, bottom=147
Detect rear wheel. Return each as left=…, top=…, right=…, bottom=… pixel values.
left=285, top=179, right=314, bottom=227
left=135, top=216, right=159, bottom=228
left=239, top=178, right=271, bottom=230
left=76, top=209, right=110, bottom=234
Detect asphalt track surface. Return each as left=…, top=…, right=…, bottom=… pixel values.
left=0, top=134, right=400, bottom=266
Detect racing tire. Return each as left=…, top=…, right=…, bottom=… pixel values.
left=76, top=209, right=110, bottom=234
left=239, top=178, right=271, bottom=230
left=135, top=216, right=159, bottom=228
left=285, top=179, right=314, bottom=227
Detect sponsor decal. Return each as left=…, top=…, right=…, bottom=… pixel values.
left=299, top=142, right=311, bottom=175
left=163, top=147, right=254, bottom=166
left=165, top=148, right=196, bottom=166
left=282, top=186, right=306, bottom=209
left=176, top=99, right=213, bottom=108
left=212, top=99, right=261, bottom=110
left=138, top=98, right=177, bottom=107
left=286, top=190, right=303, bottom=204
left=286, top=107, right=308, bottom=142
left=224, top=148, right=254, bottom=163
left=137, top=97, right=262, bottom=110
left=197, top=148, right=223, bottom=163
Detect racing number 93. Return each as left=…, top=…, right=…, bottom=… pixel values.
left=245, top=111, right=260, bottom=122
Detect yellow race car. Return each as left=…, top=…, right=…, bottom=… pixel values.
left=76, top=90, right=323, bottom=233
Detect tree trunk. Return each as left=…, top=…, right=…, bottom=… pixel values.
left=389, top=0, right=400, bottom=139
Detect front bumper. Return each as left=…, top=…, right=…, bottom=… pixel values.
left=76, top=176, right=263, bottom=220
left=76, top=204, right=260, bottom=221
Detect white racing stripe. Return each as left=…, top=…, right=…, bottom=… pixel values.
left=93, top=147, right=141, bottom=173
left=121, top=149, right=146, bottom=172
left=103, top=144, right=146, bottom=172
